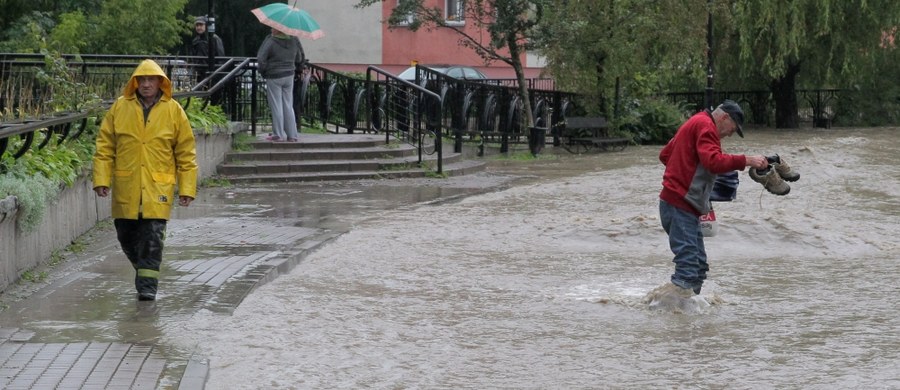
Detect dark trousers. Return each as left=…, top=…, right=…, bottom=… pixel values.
left=114, top=217, right=167, bottom=295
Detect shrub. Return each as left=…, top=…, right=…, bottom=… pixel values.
left=615, top=98, right=687, bottom=145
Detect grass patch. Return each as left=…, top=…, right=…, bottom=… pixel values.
left=421, top=161, right=448, bottom=178
left=48, top=250, right=65, bottom=267
left=301, top=118, right=329, bottom=134
left=424, top=169, right=449, bottom=179
left=20, top=270, right=47, bottom=283
left=378, top=162, right=415, bottom=171
left=67, top=236, right=87, bottom=254
left=200, top=175, right=232, bottom=188
left=493, top=151, right=559, bottom=161
left=232, top=132, right=256, bottom=152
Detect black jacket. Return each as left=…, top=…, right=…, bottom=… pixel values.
left=191, top=34, right=224, bottom=58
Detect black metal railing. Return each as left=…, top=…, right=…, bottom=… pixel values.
left=18, top=53, right=853, bottom=168
left=667, top=89, right=843, bottom=128
left=299, top=63, right=372, bottom=133
left=0, top=54, right=246, bottom=163
left=366, top=66, right=443, bottom=172
left=396, top=64, right=575, bottom=155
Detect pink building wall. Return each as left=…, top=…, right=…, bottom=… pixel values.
left=378, top=0, right=543, bottom=79
left=309, top=0, right=546, bottom=79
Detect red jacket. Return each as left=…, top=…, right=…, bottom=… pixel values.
left=659, top=111, right=746, bottom=216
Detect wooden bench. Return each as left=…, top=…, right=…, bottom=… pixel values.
left=560, top=116, right=630, bottom=153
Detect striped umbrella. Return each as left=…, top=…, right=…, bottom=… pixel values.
left=251, top=3, right=324, bottom=40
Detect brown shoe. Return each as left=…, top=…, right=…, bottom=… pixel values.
left=771, top=154, right=800, bottom=182
left=749, top=166, right=791, bottom=195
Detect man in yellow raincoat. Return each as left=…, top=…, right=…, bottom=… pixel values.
left=92, top=59, right=198, bottom=301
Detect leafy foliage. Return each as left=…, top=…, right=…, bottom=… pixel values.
left=89, top=0, right=189, bottom=54
left=48, top=12, right=88, bottom=53
left=0, top=12, right=54, bottom=53
left=0, top=162, right=64, bottom=233
left=35, top=50, right=103, bottom=113
left=199, top=175, right=231, bottom=188
left=537, top=0, right=705, bottom=117
left=723, top=0, right=900, bottom=127
left=0, top=0, right=190, bottom=55
left=231, top=131, right=255, bottom=152
left=0, top=121, right=97, bottom=197
left=615, top=98, right=686, bottom=145
left=180, top=99, right=228, bottom=134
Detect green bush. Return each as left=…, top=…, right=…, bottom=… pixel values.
left=0, top=168, right=63, bottom=233
left=0, top=126, right=97, bottom=232
left=615, top=98, right=686, bottom=145
left=180, top=99, right=228, bottom=134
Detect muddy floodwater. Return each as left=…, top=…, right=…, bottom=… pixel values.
left=170, top=127, right=899, bottom=389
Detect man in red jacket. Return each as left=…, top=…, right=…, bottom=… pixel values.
left=658, top=100, right=768, bottom=295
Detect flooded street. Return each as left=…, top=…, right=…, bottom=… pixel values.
left=171, top=127, right=900, bottom=389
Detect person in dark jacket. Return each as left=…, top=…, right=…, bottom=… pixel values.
left=256, top=28, right=305, bottom=142
left=191, top=16, right=224, bottom=59
left=658, top=100, right=768, bottom=296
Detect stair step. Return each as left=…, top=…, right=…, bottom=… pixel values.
left=219, top=153, right=462, bottom=176
left=250, top=133, right=387, bottom=149
left=223, top=159, right=487, bottom=183
left=224, top=145, right=416, bottom=162
left=218, top=133, right=484, bottom=183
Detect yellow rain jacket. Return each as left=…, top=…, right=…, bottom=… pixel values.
left=92, top=59, right=198, bottom=220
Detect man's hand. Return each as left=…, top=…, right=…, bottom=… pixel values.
left=94, top=186, right=110, bottom=197
left=746, top=155, right=769, bottom=170
left=179, top=196, right=194, bottom=207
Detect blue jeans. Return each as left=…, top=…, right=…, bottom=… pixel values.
left=659, top=200, right=708, bottom=291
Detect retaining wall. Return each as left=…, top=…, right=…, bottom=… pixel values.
left=0, top=126, right=235, bottom=293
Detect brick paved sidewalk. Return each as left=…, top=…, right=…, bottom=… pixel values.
left=0, top=206, right=342, bottom=389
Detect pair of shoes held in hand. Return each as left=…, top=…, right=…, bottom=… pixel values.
left=749, top=154, right=800, bottom=195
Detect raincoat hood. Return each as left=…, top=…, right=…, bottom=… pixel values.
left=123, top=59, right=173, bottom=99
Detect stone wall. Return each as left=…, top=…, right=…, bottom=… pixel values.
left=0, top=126, right=235, bottom=293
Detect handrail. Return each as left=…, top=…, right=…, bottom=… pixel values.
left=0, top=54, right=255, bottom=163
left=367, top=66, right=444, bottom=173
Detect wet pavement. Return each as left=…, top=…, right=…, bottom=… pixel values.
left=0, top=144, right=576, bottom=389
left=3, top=126, right=900, bottom=389
left=177, top=127, right=900, bottom=389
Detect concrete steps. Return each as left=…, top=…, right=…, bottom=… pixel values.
left=217, top=133, right=486, bottom=183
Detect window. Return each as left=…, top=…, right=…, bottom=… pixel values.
left=445, top=0, right=465, bottom=25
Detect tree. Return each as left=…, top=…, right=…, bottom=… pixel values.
left=356, top=0, right=546, bottom=128
left=0, top=0, right=188, bottom=55
left=537, top=0, right=706, bottom=117
left=725, top=0, right=900, bottom=128
left=88, top=0, right=188, bottom=54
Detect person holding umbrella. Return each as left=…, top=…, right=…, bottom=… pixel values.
left=256, top=28, right=305, bottom=142
left=252, top=3, right=324, bottom=142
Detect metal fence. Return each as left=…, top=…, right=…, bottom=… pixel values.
left=667, top=89, right=843, bottom=128
left=0, top=54, right=254, bottom=164
left=0, top=53, right=590, bottom=165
